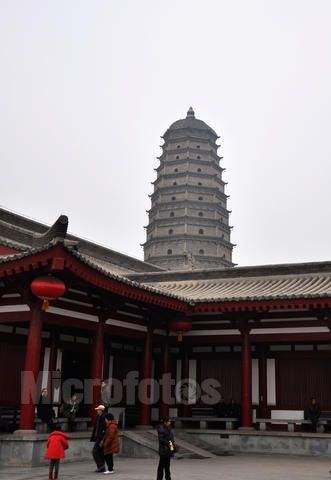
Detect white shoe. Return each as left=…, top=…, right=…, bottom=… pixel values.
left=104, top=471, right=114, bottom=475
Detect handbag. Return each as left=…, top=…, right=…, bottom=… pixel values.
left=169, top=440, right=178, bottom=454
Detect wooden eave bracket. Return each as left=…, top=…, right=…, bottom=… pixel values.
left=51, top=257, right=66, bottom=271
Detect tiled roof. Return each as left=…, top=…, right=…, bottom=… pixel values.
left=0, top=244, right=48, bottom=263
left=0, top=241, right=330, bottom=304
left=69, top=249, right=183, bottom=300
left=77, top=253, right=133, bottom=275
left=0, top=242, right=182, bottom=301
left=0, top=236, right=27, bottom=251
left=143, top=272, right=331, bottom=303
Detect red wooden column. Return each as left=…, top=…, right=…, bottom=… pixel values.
left=159, top=333, right=171, bottom=419
left=20, top=301, right=44, bottom=430
left=139, top=325, right=153, bottom=426
left=258, top=345, right=268, bottom=418
left=240, top=325, right=252, bottom=428
left=90, top=316, right=105, bottom=422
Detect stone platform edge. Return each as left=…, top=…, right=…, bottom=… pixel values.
left=0, top=430, right=160, bottom=467
left=176, top=428, right=331, bottom=439
left=175, top=429, right=331, bottom=458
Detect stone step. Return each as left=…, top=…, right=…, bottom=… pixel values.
left=148, top=429, right=217, bottom=459
left=121, top=429, right=216, bottom=459
left=144, top=431, right=195, bottom=459
left=121, top=430, right=159, bottom=456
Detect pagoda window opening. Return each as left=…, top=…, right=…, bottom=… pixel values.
left=167, top=249, right=173, bottom=255
left=199, top=229, right=204, bottom=235
left=170, top=212, right=175, bottom=217
left=197, top=155, right=201, bottom=159
left=174, top=168, right=178, bottom=172
left=197, top=168, right=202, bottom=172
left=177, top=145, right=181, bottom=148
left=173, top=182, right=177, bottom=186
left=198, top=196, right=203, bottom=201
left=199, top=249, right=204, bottom=254
left=176, top=155, right=180, bottom=159
left=168, top=229, right=174, bottom=235
left=197, top=145, right=200, bottom=148
left=198, top=212, right=203, bottom=217
left=171, top=196, right=176, bottom=200
left=198, top=182, right=202, bottom=186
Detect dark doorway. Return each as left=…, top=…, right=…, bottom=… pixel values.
left=61, top=349, right=91, bottom=415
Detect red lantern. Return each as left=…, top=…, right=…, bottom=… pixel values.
left=169, top=319, right=192, bottom=342
left=31, top=276, right=66, bottom=311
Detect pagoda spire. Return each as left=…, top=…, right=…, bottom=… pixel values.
left=186, top=106, right=195, bottom=118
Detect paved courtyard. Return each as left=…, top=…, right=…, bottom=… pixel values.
left=0, top=454, right=331, bottom=480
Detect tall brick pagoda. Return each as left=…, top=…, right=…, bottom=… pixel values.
left=143, top=107, right=235, bottom=270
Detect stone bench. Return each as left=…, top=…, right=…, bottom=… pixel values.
left=36, top=417, right=90, bottom=433
left=255, top=418, right=330, bottom=433
left=175, top=416, right=238, bottom=430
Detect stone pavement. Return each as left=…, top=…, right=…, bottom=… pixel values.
left=0, top=454, right=331, bottom=480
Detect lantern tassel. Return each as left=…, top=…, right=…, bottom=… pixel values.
left=42, top=299, right=50, bottom=311
left=178, top=331, right=183, bottom=342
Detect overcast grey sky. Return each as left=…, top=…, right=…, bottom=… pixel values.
left=0, top=0, right=330, bottom=266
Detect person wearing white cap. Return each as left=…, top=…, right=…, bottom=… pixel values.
left=90, top=405, right=107, bottom=473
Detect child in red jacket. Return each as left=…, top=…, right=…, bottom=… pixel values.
left=45, top=424, right=69, bottom=479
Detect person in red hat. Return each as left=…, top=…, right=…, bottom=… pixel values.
left=44, top=424, right=69, bottom=479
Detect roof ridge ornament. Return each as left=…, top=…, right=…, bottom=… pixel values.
left=186, top=106, right=195, bottom=118
left=32, top=215, right=68, bottom=248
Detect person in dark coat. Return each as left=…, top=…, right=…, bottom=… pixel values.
left=226, top=398, right=241, bottom=428
left=61, top=394, right=80, bottom=432
left=156, top=417, right=175, bottom=480
left=90, top=405, right=107, bottom=473
left=37, top=388, right=55, bottom=431
left=214, top=398, right=227, bottom=418
left=226, top=399, right=241, bottom=417
left=304, top=397, right=321, bottom=432
left=44, top=424, right=69, bottom=480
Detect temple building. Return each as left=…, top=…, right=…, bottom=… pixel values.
left=0, top=109, right=330, bottom=465
left=143, top=107, right=234, bottom=270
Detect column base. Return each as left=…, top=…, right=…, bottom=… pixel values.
left=13, top=429, right=38, bottom=436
